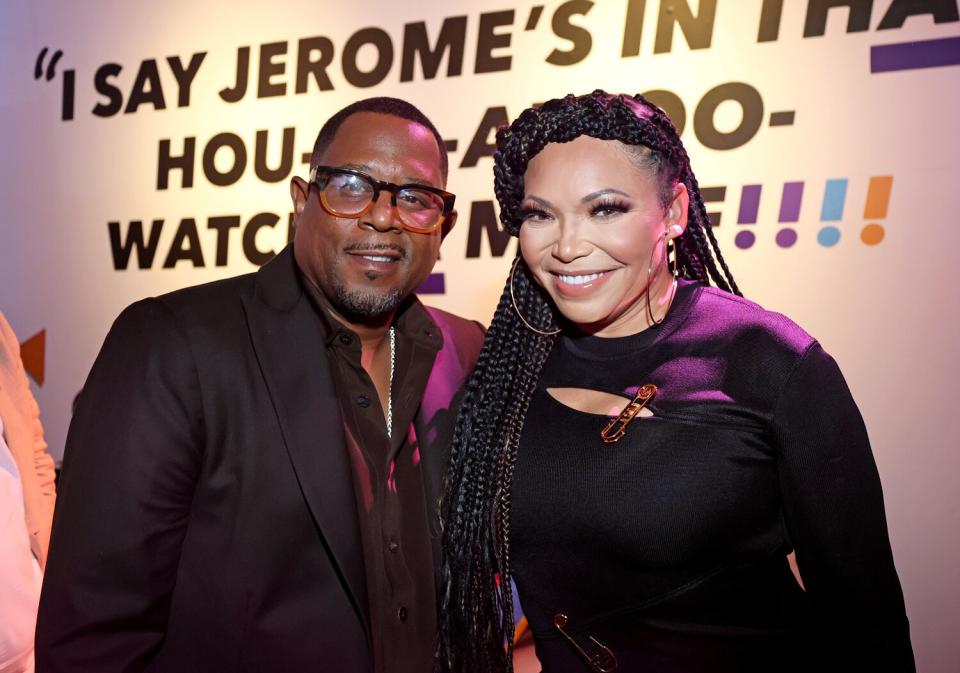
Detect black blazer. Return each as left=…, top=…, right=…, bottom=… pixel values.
left=36, top=246, right=484, bottom=672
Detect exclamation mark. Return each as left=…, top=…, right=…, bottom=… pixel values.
left=777, top=181, right=804, bottom=248
left=735, top=184, right=761, bottom=249
left=817, top=178, right=848, bottom=247
left=862, top=176, right=892, bottom=245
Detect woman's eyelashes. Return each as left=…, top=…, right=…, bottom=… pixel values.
left=519, top=198, right=632, bottom=225
left=519, top=205, right=552, bottom=223
left=589, top=198, right=631, bottom=218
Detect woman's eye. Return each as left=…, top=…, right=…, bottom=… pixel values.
left=519, top=207, right=552, bottom=223
left=590, top=201, right=630, bottom=218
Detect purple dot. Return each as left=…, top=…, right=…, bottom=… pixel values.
left=776, top=228, right=797, bottom=248
left=734, top=230, right=755, bottom=249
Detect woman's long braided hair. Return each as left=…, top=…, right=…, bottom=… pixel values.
left=435, top=90, right=741, bottom=673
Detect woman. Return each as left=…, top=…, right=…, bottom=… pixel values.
left=436, top=91, right=913, bottom=672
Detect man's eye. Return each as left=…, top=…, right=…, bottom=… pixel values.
left=342, top=180, right=368, bottom=193
left=328, top=175, right=367, bottom=193
left=399, top=190, right=433, bottom=209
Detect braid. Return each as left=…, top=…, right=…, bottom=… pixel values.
left=490, top=265, right=554, bottom=671
left=697, top=195, right=741, bottom=295
left=436, top=256, right=556, bottom=672
left=437, top=89, right=742, bottom=673
left=636, top=94, right=742, bottom=295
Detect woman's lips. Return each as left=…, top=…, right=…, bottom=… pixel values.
left=551, top=269, right=613, bottom=298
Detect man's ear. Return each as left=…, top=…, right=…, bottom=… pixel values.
left=440, top=209, right=458, bottom=241
left=290, top=176, right=310, bottom=218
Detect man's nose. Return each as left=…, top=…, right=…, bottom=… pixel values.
left=363, top=191, right=401, bottom=232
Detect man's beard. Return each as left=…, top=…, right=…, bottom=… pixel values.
left=330, top=278, right=404, bottom=321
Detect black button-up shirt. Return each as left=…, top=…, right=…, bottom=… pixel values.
left=304, top=277, right=442, bottom=673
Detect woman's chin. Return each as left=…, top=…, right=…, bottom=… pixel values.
left=553, top=305, right=616, bottom=334
left=551, top=296, right=650, bottom=337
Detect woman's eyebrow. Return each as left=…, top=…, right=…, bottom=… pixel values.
left=582, top=188, right=631, bottom=203
left=522, top=195, right=554, bottom=208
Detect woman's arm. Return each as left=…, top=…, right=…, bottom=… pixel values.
left=772, top=342, right=914, bottom=671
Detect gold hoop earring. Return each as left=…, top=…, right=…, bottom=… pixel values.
left=510, top=257, right=561, bottom=336
left=646, top=232, right=679, bottom=326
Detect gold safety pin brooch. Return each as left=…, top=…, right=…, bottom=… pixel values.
left=599, top=384, right=657, bottom=444
left=553, top=613, right=618, bottom=672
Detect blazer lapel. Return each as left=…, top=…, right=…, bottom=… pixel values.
left=240, top=247, right=369, bottom=633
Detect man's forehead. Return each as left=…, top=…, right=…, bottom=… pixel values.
left=322, top=112, right=443, bottom=181
left=328, top=112, right=434, bottom=151
left=338, top=162, right=433, bottom=187
left=404, top=121, right=435, bottom=143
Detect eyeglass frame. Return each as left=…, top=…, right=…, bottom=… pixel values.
left=308, top=165, right=456, bottom=234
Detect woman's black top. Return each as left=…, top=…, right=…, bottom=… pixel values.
left=511, top=280, right=914, bottom=672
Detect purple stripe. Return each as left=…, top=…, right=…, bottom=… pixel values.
left=417, top=272, right=445, bottom=294
left=778, top=182, right=804, bottom=223
left=871, top=36, right=960, bottom=73
left=737, top=185, right=762, bottom=224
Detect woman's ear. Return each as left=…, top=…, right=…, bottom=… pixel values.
left=666, top=183, right=689, bottom=239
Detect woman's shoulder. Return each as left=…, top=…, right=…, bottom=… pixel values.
left=684, top=284, right=818, bottom=362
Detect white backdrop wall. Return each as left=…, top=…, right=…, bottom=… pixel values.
left=1, top=1, right=958, bottom=669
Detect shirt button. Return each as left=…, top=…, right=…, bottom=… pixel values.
left=398, top=606, right=408, bottom=622
left=388, top=539, right=399, bottom=553
left=338, top=333, right=352, bottom=346
left=357, top=394, right=370, bottom=408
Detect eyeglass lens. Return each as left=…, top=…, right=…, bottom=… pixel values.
left=323, top=172, right=444, bottom=230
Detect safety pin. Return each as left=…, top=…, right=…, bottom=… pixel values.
left=600, top=383, right=657, bottom=444
left=553, top=613, right=618, bottom=672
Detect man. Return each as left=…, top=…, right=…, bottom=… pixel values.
left=1, top=311, right=56, bottom=673
left=36, top=98, right=484, bottom=672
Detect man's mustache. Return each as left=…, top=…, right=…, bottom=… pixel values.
left=343, top=241, right=408, bottom=259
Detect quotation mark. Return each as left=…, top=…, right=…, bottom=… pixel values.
left=34, top=46, right=75, bottom=120
left=34, top=47, right=63, bottom=81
